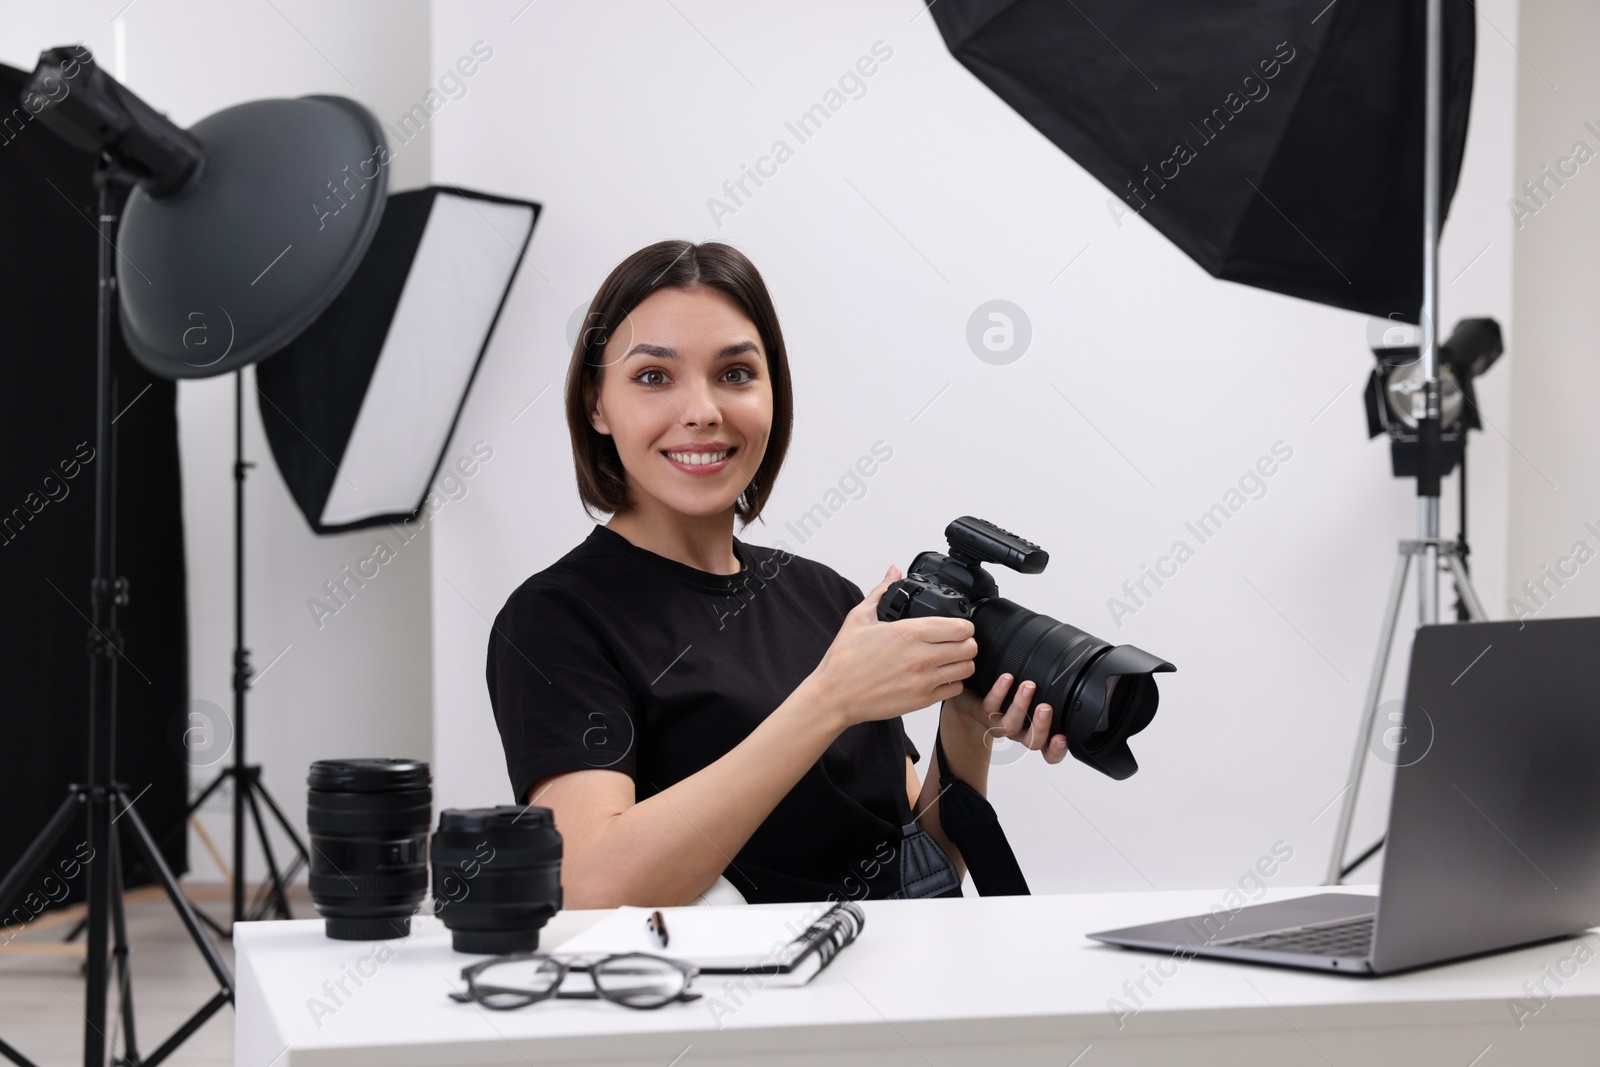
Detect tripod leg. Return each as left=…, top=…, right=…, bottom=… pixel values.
left=0, top=1035, right=41, bottom=1067
left=85, top=787, right=112, bottom=1067
left=243, top=780, right=293, bottom=920
left=153, top=767, right=230, bottom=855
left=1446, top=552, right=1490, bottom=622
left=108, top=794, right=234, bottom=1067
left=138, top=992, right=230, bottom=1067
left=1341, top=835, right=1387, bottom=881
left=195, top=909, right=230, bottom=941
left=251, top=854, right=305, bottom=921
left=232, top=762, right=246, bottom=927
left=275, top=854, right=307, bottom=893
left=0, top=791, right=82, bottom=927
left=1325, top=546, right=1413, bottom=885
left=251, top=776, right=311, bottom=868
left=112, top=787, right=233, bottom=993
left=107, top=826, right=140, bottom=1065
left=181, top=768, right=228, bottom=821
left=0, top=793, right=81, bottom=1067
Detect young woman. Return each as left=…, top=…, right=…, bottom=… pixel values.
left=486, top=240, right=1066, bottom=908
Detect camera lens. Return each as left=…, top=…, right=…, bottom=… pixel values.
left=430, top=806, right=563, bottom=955
left=306, top=758, right=431, bottom=941
left=971, top=601, right=1172, bottom=779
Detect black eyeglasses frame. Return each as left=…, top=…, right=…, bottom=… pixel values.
left=448, top=951, right=702, bottom=1011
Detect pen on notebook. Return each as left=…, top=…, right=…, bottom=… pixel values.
left=647, top=909, right=669, bottom=949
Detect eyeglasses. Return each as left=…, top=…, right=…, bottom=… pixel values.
left=448, top=952, right=702, bottom=1010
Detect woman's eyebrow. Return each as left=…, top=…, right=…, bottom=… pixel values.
left=624, top=340, right=759, bottom=362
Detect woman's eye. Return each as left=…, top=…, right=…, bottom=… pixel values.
left=635, top=366, right=753, bottom=387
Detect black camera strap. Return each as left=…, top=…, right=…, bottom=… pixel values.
left=932, top=726, right=1031, bottom=896
left=889, top=741, right=963, bottom=899
left=893, top=819, right=963, bottom=899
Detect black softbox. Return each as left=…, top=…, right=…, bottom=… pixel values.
left=927, top=0, right=1475, bottom=319
left=257, top=186, right=539, bottom=535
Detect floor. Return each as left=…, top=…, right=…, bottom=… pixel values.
left=0, top=883, right=310, bottom=1067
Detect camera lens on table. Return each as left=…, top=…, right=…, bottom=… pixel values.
left=306, top=758, right=432, bottom=941
left=431, top=805, right=563, bottom=955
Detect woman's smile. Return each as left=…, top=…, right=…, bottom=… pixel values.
left=661, top=444, right=737, bottom=476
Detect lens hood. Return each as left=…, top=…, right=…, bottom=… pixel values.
left=1061, top=646, right=1174, bottom=780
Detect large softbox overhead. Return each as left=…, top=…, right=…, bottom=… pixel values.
left=256, top=186, right=539, bottom=535
left=926, top=0, right=1475, bottom=319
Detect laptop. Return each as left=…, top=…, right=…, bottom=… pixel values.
left=1089, top=616, right=1600, bottom=975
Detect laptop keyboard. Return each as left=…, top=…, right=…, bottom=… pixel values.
left=1214, top=914, right=1375, bottom=958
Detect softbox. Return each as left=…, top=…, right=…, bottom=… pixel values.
left=926, top=0, right=1476, bottom=320
left=256, top=186, right=539, bottom=534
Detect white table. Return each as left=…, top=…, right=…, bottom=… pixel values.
left=234, top=886, right=1600, bottom=1066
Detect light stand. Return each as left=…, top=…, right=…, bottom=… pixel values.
left=0, top=161, right=233, bottom=1067
left=1324, top=534, right=1489, bottom=882
left=1418, top=0, right=1446, bottom=633
left=0, top=44, right=387, bottom=1066
left=1323, top=0, right=1487, bottom=885
left=166, top=371, right=312, bottom=936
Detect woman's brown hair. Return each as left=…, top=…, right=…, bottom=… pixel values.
left=564, top=240, right=793, bottom=527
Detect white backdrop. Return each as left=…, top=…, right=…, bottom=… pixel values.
left=1, top=0, right=1537, bottom=897
left=425, top=0, right=1521, bottom=895
left=1506, top=0, right=1600, bottom=623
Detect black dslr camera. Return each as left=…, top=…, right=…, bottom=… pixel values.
left=876, top=517, right=1174, bottom=779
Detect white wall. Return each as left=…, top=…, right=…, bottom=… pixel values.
left=425, top=0, right=1522, bottom=894
left=1506, top=0, right=1600, bottom=621
left=0, top=0, right=436, bottom=885
left=5, top=0, right=1540, bottom=898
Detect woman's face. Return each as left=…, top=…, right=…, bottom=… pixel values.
left=589, top=286, right=772, bottom=520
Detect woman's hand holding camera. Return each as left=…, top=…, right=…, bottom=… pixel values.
left=942, top=671, right=1069, bottom=764
left=809, top=565, right=981, bottom=729
left=809, top=564, right=1069, bottom=766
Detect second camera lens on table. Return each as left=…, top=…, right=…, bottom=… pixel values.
left=431, top=805, right=564, bottom=955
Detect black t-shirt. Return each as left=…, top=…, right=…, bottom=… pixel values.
left=486, top=524, right=922, bottom=904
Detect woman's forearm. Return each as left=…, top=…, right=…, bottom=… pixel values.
left=910, top=702, right=993, bottom=886
left=563, top=673, right=851, bottom=907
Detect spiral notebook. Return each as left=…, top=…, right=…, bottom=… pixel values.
left=554, top=901, right=865, bottom=987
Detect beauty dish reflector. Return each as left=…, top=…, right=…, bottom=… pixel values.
left=117, top=95, right=388, bottom=379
